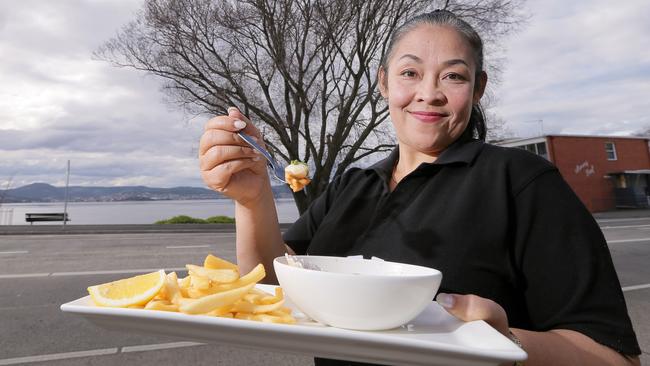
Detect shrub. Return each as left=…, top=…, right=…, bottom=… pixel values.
left=155, top=215, right=235, bottom=224
left=205, top=215, right=235, bottom=224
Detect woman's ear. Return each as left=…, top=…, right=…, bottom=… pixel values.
left=473, top=71, right=488, bottom=104
left=378, top=67, right=388, bottom=98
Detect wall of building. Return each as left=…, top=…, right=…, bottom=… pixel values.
left=549, top=136, right=650, bottom=212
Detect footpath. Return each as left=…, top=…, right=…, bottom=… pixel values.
left=0, top=223, right=293, bottom=235
left=592, top=208, right=650, bottom=220
left=1, top=209, right=649, bottom=235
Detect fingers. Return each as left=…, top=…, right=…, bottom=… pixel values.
left=200, top=144, right=260, bottom=171
left=204, top=106, right=259, bottom=135
left=201, top=158, right=260, bottom=192
left=436, top=293, right=509, bottom=336
left=226, top=106, right=262, bottom=138
left=227, top=106, right=248, bottom=122
left=204, top=106, right=251, bottom=133
left=200, top=105, right=266, bottom=157
left=204, top=114, right=248, bottom=132
left=199, top=106, right=268, bottom=194
left=199, top=128, right=258, bottom=156
left=202, top=106, right=264, bottom=152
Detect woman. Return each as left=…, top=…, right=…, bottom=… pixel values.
left=199, top=10, right=641, bottom=366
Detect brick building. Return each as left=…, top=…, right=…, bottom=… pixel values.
left=496, top=135, right=650, bottom=212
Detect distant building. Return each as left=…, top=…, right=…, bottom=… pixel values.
left=496, top=135, right=650, bottom=212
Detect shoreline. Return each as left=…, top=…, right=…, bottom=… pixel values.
left=0, top=199, right=300, bottom=227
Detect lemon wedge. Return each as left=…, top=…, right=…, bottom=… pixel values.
left=88, top=270, right=166, bottom=307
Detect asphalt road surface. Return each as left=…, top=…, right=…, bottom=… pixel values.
left=1, top=216, right=649, bottom=365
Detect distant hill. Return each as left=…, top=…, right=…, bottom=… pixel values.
left=0, top=183, right=294, bottom=203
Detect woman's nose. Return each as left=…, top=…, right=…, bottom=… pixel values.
left=416, top=81, right=447, bottom=105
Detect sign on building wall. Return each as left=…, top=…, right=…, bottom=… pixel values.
left=575, top=161, right=595, bottom=177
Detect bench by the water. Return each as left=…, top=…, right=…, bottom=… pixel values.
left=25, top=213, right=70, bottom=225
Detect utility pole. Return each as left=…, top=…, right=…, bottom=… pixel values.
left=0, top=176, right=14, bottom=225
left=63, top=160, right=70, bottom=227
left=0, top=175, right=13, bottom=206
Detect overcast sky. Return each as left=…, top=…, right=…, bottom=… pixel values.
left=1, top=0, right=649, bottom=188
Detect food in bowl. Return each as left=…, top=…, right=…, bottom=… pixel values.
left=273, top=255, right=442, bottom=330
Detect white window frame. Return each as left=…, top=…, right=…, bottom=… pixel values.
left=535, top=142, right=548, bottom=159
left=605, top=142, right=617, bottom=161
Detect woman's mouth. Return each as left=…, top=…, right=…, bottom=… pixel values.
left=410, top=111, right=448, bottom=123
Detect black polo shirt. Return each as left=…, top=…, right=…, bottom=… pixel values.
left=283, top=138, right=641, bottom=360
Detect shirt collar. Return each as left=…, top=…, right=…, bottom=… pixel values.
left=370, top=147, right=400, bottom=182
left=370, top=139, right=485, bottom=178
left=435, top=138, right=484, bottom=165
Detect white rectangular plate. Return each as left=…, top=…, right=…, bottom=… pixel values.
left=61, top=284, right=526, bottom=366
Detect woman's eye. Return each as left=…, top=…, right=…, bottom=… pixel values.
left=400, top=70, right=417, bottom=78
left=444, top=73, right=466, bottom=81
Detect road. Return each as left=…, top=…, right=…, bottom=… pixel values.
left=0, top=218, right=649, bottom=365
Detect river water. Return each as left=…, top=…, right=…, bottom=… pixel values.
left=0, top=199, right=300, bottom=225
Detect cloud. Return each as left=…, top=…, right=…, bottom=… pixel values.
left=1, top=0, right=649, bottom=188
left=0, top=148, right=202, bottom=188
left=0, top=0, right=208, bottom=188
left=491, top=0, right=650, bottom=137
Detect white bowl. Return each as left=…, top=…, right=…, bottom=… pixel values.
left=273, top=255, right=442, bottom=330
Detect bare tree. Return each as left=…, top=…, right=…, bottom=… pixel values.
left=633, top=126, right=650, bottom=137
left=485, top=112, right=514, bottom=142
left=96, top=0, right=526, bottom=213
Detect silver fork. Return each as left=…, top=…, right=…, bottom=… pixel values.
left=237, top=132, right=286, bottom=183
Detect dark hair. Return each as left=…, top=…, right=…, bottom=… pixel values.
left=380, top=9, right=487, bottom=141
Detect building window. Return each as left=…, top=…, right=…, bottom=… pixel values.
left=518, top=142, right=549, bottom=160
left=605, top=142, right=617, bottom=160
left=535, top=142, right=548, bottom=159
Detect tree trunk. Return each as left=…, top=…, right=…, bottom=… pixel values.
left=292, top=190, right=310, bottom=216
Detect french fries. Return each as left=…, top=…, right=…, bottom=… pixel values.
left=88, top=254, right=296, bottom=324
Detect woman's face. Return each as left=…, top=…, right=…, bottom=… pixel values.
left=380, top=24, right=487, bottom=156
